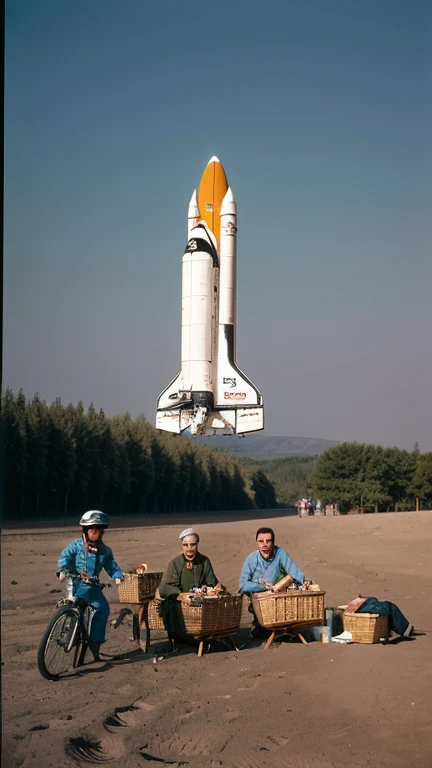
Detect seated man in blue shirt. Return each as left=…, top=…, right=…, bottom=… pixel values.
left=240, top=527, right=305, bottom=636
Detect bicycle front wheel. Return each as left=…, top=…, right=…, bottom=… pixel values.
left=37, top=606, right=81, bottom=680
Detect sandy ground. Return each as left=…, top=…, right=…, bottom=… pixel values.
left=2, top=510, right=431, bottom=768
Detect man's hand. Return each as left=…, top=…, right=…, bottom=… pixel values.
left=79, top=572, right=89, bottom=581
left=177, top=592, right=194, bottom=603
left=260, top=580, right=274, bottom=591
left=115, top=575, right=125, bottom=586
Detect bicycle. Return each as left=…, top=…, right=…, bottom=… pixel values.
left=37, top=572, right=110, bottom=681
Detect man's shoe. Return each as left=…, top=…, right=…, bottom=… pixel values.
left=403, top=622, right=414, bottom=638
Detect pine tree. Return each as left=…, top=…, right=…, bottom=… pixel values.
left=26, top=394, right=49, bottom=517
left=1, top=389, right=27, bottom=518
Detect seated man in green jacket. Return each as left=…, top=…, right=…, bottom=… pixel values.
left=159, top=528, right=223, bottom=641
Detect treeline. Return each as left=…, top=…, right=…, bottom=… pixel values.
left=240, top=443, right=432, bottom=513
left=3, top=389, right=429, bottom=520
left=1, top=389, right=278, bottom=521
left=240, top=456, right=316, bottom=506
left=312, top=442, right=432, bottom=512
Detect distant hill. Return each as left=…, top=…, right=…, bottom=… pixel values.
left=193, top=435, right=339, bottom=461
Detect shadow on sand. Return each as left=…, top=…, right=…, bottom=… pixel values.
left=1, top=507, right=297, bottom=536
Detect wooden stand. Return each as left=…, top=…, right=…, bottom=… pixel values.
left=114, top=600, right=240, bottom=657
left=135, top=601, right=151, bottom=652
left=261, top=619, right=322, bottom=649
left=112, top=601, right=152, bottom=653
left=170, top=631, right=239, bottom=657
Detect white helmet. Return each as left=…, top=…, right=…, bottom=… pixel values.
left=79, top=510, right=109, bottom=528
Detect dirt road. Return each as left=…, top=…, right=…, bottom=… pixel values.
left=2, top=511, right=431, bottom=768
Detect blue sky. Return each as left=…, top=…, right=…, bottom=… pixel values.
left=4, top=0, right=432, bottom=450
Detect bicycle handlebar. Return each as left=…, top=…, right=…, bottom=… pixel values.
left=56, top=570, right=109, bottom=588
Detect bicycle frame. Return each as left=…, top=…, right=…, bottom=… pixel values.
left=53, top=599, right=95, bottom=651
left=38, top=571, right=114, bottom=680
left=51, top=574, right=104, bottom=661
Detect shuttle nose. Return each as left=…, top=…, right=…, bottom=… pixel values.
left=198, top=157, right=229, bottom=242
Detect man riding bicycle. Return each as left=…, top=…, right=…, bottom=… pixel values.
left=57, top=511, right=123, bottom=661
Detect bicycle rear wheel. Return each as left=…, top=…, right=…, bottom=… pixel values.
left=37, top=606, right=81, bottom=680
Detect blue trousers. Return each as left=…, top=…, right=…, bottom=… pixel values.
left=74, top=582, right=110, bottom=643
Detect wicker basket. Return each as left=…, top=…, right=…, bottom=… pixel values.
left=173, top=594, right=243, bottom=638
left=252, top=590, right=325, bottom=629
left=343, top=612, right=389, bottom=643
left=147, top=598, right=165, bottom=630
left=117, top=572, right=163, bottom=603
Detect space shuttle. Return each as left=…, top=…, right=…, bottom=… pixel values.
left=156, top=157, right=264, bottom=436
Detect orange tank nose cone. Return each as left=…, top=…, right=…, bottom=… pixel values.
left=198, top=157, right=228, bottom=244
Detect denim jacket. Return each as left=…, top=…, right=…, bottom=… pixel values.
left=57, top=537, right=122, bottom=580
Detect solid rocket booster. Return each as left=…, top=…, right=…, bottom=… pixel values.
left=156, top=157, right=264, bottom=436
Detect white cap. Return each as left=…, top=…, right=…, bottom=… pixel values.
left=188, top=189, right=200, bottom=219
left=179, top=527, right=200, bottom=543
left=220, top=187, right=237, bottom=216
